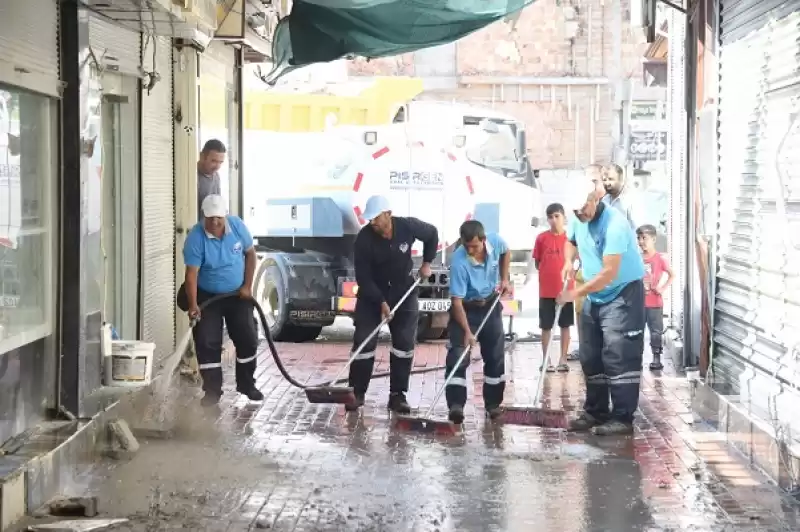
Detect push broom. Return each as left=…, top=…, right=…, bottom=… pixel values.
left=304, top=278, right=421, bottom=404
left=393, top=293, right=502, bottom=435
left=501, top=280, right=570, bottom=429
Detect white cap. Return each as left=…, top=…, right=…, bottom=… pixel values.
left=201, top=194, right=227, bottom=218
left=564, top=177, right=599, bottom=211
left=361, top=195, right=391, bottom=221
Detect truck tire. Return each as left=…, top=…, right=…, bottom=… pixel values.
left=416, top=314, right=446, bottom=343
left=282, top=324, right=323, bottom=343
left=253, top=260, right=322, bottom=343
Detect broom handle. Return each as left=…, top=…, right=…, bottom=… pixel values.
left=533, top=278, right=570, bottom=407
left=423, top=294, right=503, bottom=418
left=329, top=278, right=422, bottom=384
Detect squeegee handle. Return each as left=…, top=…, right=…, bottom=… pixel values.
left=533, top=279, right=570, bottom=406
left=329, top=278, right=422, bottom=384
left=423, top=294, right=503, bottom=418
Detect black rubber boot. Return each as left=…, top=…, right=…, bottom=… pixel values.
left=568, top=412, right=603, bottom=432
left=591, top=419, right=634, bottom=436
left=485, top=405, right=503, bottom=421
left=387, top=392, right=411, bottom=414
left=201, top=392, right=221, bottom=408
left=236, top=386, right=264, bottom=402
left=649, top=352, right=664, bottom=371
left=344, top=394, right=365, bottom=412
left=448, top=405, right=465, bottom=425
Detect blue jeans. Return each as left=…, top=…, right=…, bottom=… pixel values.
left=445, top=302, right=506, bottom=408
left=579, top=280, right=645, bottom=424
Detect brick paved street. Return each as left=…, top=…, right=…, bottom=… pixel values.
left=27, top=334, right=800, bottom=531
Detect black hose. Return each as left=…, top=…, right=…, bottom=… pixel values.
left=195, top=293, right=507, bottom=390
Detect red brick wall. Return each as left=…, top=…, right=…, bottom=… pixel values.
left=346, top=0, right=648, bottom=169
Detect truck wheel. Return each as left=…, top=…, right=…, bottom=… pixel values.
left=416, top=314, right=445, bottom=343
left=253, top=260, right=323, bottom=343
left=254, top=260, right=292, bottom=341
left=282, top=324, right=323, bottom=343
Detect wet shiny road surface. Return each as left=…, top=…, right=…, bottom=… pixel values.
left=53, top=339, right=800, bottom=531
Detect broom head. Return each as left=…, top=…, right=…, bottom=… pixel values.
left=501, top=405, right=569, bottom=429
left=304, top=386, right=357, bottom=405
left=393, top=414, right=460, bottom=436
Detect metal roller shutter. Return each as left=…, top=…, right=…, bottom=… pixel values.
left=0, top=0, right=60, bottom=97
left=88, top=16, right=141, bottom=77
left=715, top=1, right=800, bottom=427
left=667, top=6, right=687, bottom=326
left=140, top=36, right=176, bottom=366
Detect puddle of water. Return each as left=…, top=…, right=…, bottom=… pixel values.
left=559, top=442, right=609, bottom=461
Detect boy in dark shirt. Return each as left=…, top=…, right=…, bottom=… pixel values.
left=529, top=203, right=574, bottom=372
left=636, top=225, right=674, bottom=371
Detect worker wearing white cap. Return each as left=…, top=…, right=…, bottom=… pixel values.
left=347, top=195, right=439, bottom=414
left=557, top=177, right=645, bottom=436
left=179, top=194, right=263, bottom=407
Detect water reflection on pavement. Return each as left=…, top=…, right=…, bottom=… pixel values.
left=55, top=341, right=800, bottom=532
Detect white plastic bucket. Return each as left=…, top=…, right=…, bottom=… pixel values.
left=103, top=341, right=156, bottom=388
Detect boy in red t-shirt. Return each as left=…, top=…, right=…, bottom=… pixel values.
left=636, top=224, right=674, bottom=371
left=528, top=203, right=574, bottom=372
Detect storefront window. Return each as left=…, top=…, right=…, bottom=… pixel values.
left=0, top=85, right=55, bottom=354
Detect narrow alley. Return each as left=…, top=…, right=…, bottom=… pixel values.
left=19, top=335, right=800, bottom=532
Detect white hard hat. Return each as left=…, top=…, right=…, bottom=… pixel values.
left=361, top=195, right=391, bottom=222
left=201, top=194, right=227, bottom=218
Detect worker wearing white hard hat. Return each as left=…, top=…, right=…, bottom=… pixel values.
left=557, top=176, right=646, bottom=436
left=347, top=195, right=439, bottom=414
left=178, top=194, right=263, bottom=407
left=360, top=194, right=392, bottom=222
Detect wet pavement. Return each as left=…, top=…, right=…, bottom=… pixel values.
left=24, top=333, right=800, bottom=532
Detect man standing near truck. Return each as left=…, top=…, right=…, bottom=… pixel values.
left=558, top=177, right=645, bottom=436
left=182, top=194, right=263, bottom=407
left=197, top=139, right=225, bottom=221
left=446, top=220, right=512, bottom=424
left=569, top=164, right=607, bottom=361
left=602, top=163, right=643, bottom=231
left=348, top=195, right=439, bottom=414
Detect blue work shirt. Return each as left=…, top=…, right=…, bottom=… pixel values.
left=183, top=215, right=254, bottom=294
left=568, top=204, right=644, bottom=304
left=450, top=233, right=508, bottom=301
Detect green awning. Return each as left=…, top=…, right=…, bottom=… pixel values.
left=265, top=0, right=535, bottom=83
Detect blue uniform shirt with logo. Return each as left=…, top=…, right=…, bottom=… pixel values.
left=568, top=204, right=644, bottom=304
left=183, top=215, right=254, bottom=294
left=450, top=233, right=508, bottom=301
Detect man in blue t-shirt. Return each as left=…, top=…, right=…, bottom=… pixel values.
left=182, top=194, right=263, bottom=407
left=556, top=178, right=646, bottom=436
left=446, top=220, right=512, bottom=424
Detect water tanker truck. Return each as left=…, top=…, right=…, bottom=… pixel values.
left=244, top=101, right=542, bottom=342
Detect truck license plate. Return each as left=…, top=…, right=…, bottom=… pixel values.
left=419, top=299, right=451, bottom=312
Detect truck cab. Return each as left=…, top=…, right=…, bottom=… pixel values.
left=394, top=100, right=543, bottom=261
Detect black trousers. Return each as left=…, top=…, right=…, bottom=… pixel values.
left=348, top=300, right=417, bottom=397
left=579, top=280, right=645, bottom=424
left=645, top=307, right=664, bottom=354
left=192, top=291, right=258, bottom=396
left=445, top=302, right=506, bottom=409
